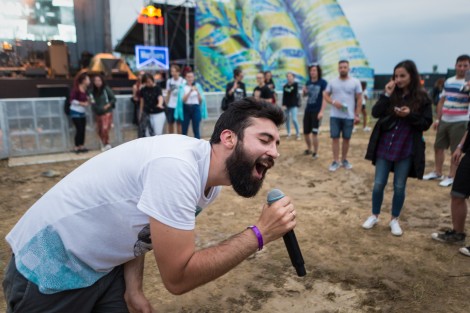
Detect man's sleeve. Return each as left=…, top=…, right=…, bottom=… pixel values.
left=325, top=81, right=331, bottom=93
left=138, top=158, right=200, bottom=230
left=355, top=80, right=362, bottom=94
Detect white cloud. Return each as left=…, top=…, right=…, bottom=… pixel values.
left=338, top=0, right=470, bottom=73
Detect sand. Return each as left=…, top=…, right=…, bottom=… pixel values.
left=1, top=129, right=469, bottom=312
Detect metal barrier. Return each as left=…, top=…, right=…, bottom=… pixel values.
left=0, top=96, right=137, bottom=158
left=0, top=90, right=383, bottom=159
left=0, top=93, right=225, bottom=158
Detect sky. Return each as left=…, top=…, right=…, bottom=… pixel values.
left=111, top=0, right=470, bottom=74
left=337, top=0, right=470, bottom=74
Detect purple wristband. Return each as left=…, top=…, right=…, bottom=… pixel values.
left=247, top=225, right=263, bottom=251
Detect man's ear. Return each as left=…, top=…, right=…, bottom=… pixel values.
left=220, top=129, right=236, bottom=149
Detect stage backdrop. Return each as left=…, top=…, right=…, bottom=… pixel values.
left=195, top=0, right=374, bottom=92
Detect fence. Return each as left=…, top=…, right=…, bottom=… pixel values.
left=0, top=90, right=382, bottom=159
left=0, top=93, right=226, bottom=159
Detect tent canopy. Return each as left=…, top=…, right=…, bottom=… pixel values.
left=89, top=53, right=137, bottom=79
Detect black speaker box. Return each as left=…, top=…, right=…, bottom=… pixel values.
left=25, top=67, right=48, bottom=78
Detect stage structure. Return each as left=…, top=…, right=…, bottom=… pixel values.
left=195, top=0, right=374, bottom=92
left=115, top=2, right=195, bottom=68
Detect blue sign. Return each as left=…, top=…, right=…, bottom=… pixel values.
left=135, top=45, right=169, bottom=70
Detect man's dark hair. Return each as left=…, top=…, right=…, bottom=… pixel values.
left=210, top=97, right=285, bottom=144
left=233, top=68, right=242, bottom=78
left=338, top=59, right=349, bottom=65
left=308, top=64, right=323, bottom=80
left=456, top=54, right=470, bottom=63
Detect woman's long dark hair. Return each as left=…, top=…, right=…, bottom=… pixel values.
left=72, top=71, right=89, bottom=93
left=92, top=74, right=107, bottom=97
left=390, top=60, right=429, bottom=113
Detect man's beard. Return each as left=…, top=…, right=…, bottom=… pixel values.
left=225, top=141, right=274, bottom=198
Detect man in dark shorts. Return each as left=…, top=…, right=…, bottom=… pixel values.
left=431, top=121, right=470, bottom=256
left=302, top=64, right=328, bottom=159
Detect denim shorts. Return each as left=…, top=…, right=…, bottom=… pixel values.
left=165, top=107, right=176, bottom=124
left=330, top=117, right=354, bottom=139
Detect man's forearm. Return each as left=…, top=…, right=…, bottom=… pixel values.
left=156, top=228, right=258, bottom=295
left=124, top=255, right=145, bottom=294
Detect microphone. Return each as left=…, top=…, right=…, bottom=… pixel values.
left=267, top=189, right=306, bottom=277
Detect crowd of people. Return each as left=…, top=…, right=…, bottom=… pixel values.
left=3, top=54, right=469, bottom=312
left=67, top=54, right=470, bottom=248
left=68, top=64, right=208, bottom=155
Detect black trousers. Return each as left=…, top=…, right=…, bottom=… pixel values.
left=3, top=256, right=129, bottom=313
left=72, top=117, right=86, bottom=146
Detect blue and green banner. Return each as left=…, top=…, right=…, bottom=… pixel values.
left=195, top=0, right=374, bottom=92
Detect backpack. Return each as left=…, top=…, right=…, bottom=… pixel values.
left=63, top=97, right=71, bottom=115
left=221, top=96, right=229, bottom=111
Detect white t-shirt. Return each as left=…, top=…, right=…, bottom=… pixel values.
left=184, top=85, right=200, bottom=105
left=326, top=77, right=362, bottom=119
left=362, top=89, right=368, bottom=106
left=6, top=135, right=221, bottom=293
left=166, top=77, right=185, bottom=109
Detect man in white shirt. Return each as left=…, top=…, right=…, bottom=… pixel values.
left=323, top=60, right=362, bottom=171
left=3, top=98, right=294, bottom=313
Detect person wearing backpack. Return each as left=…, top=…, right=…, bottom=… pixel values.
left=91, top=74, right=116, bottom=151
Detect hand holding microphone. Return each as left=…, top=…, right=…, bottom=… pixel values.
left=263, top=189, right=306, bottom=277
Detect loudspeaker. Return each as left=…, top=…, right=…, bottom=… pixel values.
left=48, top=44, right=69, bottom=77
left=37, top=84, right=70, bottom=98
left=25, top=67, right=47, bottom=78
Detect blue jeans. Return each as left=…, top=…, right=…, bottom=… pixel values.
left=285, top=106, right=300, bottom=136
left=182, top=104, right=201, bottom=139
left=372, top=157, right=412, bottom=217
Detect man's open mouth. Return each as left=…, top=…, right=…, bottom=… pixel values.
left=254, top=159, right=273, bottom=179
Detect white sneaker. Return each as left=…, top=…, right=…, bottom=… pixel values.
left=439, top=177, right=453, bottom=187
left=363, top=126, right=371, bottom=132
left=389, top=219, right=403, bottom=236
left=459, top=246, right=470, bottom=257
left=362, top=215, right=379, bottom=229
left=423, top=171, right=443, bottom=181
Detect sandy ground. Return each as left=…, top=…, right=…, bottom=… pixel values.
left=1, top=128, right=469, bottom=313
